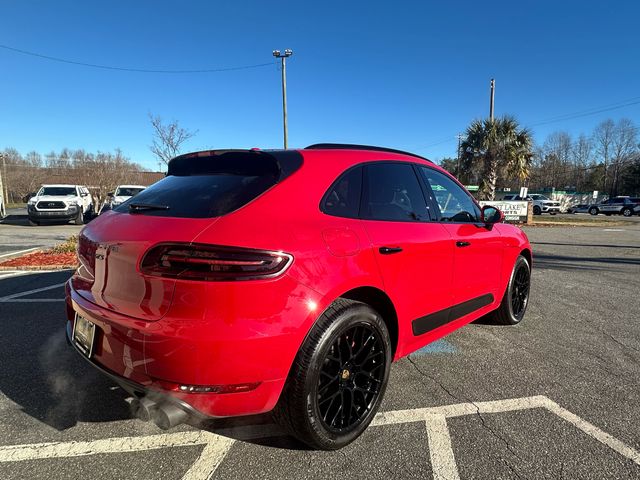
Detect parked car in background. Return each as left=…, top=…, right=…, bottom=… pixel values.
left=567, top=203, right=592, bottom=214
left=589, top=196, right=639, bottom=216
left=502, top=193, right=561, bottom=215
left=27, top=184, right=93, bottom=225
left=99, top=185, right=146, bottom=214
left=66, top=144, right=532, bottom=450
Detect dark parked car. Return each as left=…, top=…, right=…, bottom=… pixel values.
left=589, top=197, right=639, bottom=216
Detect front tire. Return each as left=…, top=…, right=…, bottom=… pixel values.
left=622, top=208, right=632, bottom=217
left=489, top=255, right=531, bottom=325
left=274, top=299, right=392, bottom=450
left=589, top=207, right=598, bottom=215
left=533, top=205, right=541, bottom=215
left=74, top=209, right=84, bottom=225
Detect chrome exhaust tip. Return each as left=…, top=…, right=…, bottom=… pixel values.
left=152, top=403, right=189, bottom=430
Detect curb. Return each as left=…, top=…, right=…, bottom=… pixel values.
left=0, top=265, right=77, bottom=271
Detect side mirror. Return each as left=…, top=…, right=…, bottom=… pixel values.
left=481, top=205, right=504, bottom=224
left=107, top=192, right=114, bottom=197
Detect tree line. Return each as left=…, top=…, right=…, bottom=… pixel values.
left=441, top=117, right=640, bottom=199
left=1, top=148, right=149, bottom=207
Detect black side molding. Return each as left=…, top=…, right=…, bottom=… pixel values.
left=412, top=293, right=494, bottom=336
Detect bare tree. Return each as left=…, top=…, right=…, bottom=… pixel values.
left=593, top=119, right=615, bottom=194
left=609, top=118, right=639, bottom=195
left=149, top=114, right=198, bottom=166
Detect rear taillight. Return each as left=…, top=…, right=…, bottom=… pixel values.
left=140, top=243, right=293, bottom=281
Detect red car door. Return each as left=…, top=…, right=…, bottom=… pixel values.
left=418, top=166, right=503, bottom=306
left=359, top=162, right=455, bottom=352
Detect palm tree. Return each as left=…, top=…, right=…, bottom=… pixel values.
left=460, top=116, right=534, bottom=200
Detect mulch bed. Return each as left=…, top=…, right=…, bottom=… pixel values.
left=0, top=251, right=78, bottom=270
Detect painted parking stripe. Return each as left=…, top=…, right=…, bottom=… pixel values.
left=0, top=282, right=66, bottom=302
left=0, top=430, right=235, bottom=480
left=425, top=415, right=459, bottom=480
left=0, top=395, right=637, bottom=479
left=0, top=248, right=39, bottom=258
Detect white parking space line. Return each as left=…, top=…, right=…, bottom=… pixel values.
left=373, top=395, right=639, bottom=477
left=0, top=430, right=235, bottom=480
left=0, top=248, right=39, bottom=259
left=425, top=415, right=460, bottom=480
left=0, top=395, right=636, bottom=479
left=0, top=282, right=66, bottom=302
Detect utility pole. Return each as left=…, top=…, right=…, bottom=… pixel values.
left=0, top=153, right=6, bottom=218
left=272, top=49, right=293, bottom=149
left=456, top=133, right=463, bottom=176
left=489, top=78, right=495, bottom=121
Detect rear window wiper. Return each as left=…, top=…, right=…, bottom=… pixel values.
left=129, top=202, right=170, bottom=213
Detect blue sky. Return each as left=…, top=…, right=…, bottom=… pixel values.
left=1, top=0, right=639, bottom=170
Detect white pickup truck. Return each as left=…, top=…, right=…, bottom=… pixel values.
left=27, top=184, right=94, bottom=225
left=503, top=193, right=561, bottom=215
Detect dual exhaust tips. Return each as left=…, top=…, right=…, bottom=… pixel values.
left=128, top=396, right=189, bottom=430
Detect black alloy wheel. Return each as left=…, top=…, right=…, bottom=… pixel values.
left=316, top=324, right=385, bottom=433
left=510, top=261, right=530, bottom=320
left=490, top=255, right=531, bottom=325
left=274, top=299, right=392, bottom=450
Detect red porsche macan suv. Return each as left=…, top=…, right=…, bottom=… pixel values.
left=66, top=144, right=532, bottom=449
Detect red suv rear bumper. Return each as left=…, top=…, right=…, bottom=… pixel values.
left=65, top=275, right=321, bottom=418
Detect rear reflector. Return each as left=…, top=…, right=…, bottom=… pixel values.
left=140, top=243, right=293, bottom=281
left=177, top=382, right=261, bottom=394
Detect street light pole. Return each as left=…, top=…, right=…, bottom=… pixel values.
left=272, top=49, right=293, bottom=149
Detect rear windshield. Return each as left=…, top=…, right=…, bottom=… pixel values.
left=40, top=187, right=76, bottom=196
left=114, top=151, right=302, bottom=218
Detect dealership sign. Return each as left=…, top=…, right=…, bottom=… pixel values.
left=479, top=200, right=529, bottom=223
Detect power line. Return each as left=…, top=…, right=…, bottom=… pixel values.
left=418, top=95, right=640, bottom=153
left=528, top=96, right=640, bottom=127
left=0, top=44, right=275, bottom=74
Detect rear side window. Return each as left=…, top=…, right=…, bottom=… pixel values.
left=362, top=163, right=429, bottom=222
left=114, top=151, right=302, bottom=218
left=321, top=166, right=363, bottom=218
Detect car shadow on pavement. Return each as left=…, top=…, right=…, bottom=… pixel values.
left=533, top=253, right=640, bottom=271
left=0, top=278, right=132, bottom=430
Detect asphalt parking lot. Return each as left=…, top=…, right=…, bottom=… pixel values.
left=0, top=222, right=639, bottom=479
left=0, top=207, right=83, bottom=257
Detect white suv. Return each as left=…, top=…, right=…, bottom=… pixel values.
left=99, top=184, right=146, bottom=214
left=503, top=193, right=561, bottom=215
left=27, top=184, right=94, bottom=226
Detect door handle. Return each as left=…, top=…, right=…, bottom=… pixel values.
left=379, top=246, right=403, bottom=255
left=456, top=241, right=471, bottom=248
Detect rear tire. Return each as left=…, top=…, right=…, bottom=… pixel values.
left=589, top=207, right=598, bottom=215
left=273, top=299, right=392, bottom=450
left=489, top=255, right=531, bottom=325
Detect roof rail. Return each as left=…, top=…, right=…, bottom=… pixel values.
left=304, top=143, right=432, bottom=163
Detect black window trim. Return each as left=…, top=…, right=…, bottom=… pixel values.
left=417, top=164, right=484, bottom=225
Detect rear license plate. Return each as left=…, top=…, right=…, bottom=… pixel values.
left=73, top=313, right=96, bottom=358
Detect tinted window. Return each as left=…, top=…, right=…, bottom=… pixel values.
left=40, top=187, right=77, bottom=196
left=114, top=151, right=300, bottom=218
left=419, top=167, right=479, bottom=222
left=322, top=167, right=362, bottom=218
left=362, top=163, right=429, bottom=221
